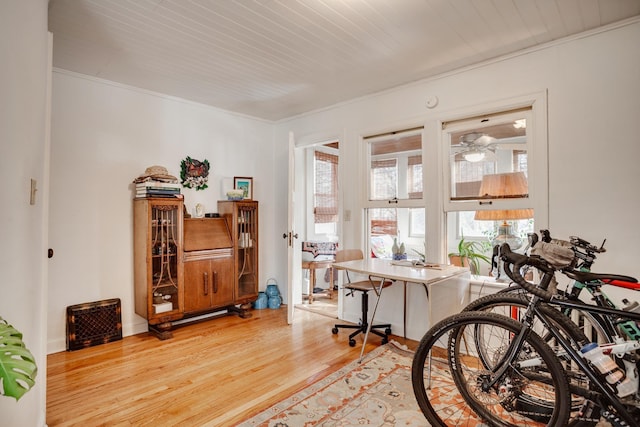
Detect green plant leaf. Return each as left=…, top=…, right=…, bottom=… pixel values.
left=448, top=236, right=491, bottom=274
left=0, top=317, right=37, bottom=400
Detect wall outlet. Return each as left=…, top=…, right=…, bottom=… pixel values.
left=344, top=209, right=351, bottom=221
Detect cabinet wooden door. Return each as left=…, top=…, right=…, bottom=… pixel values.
left=184, top=257, right=234, bottom=314
left=184, top=259, right=211, bottom=313
left=210, top=257, right=234, bottom=307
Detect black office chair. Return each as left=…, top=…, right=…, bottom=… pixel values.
left=331, top=249, right=392, bottom=347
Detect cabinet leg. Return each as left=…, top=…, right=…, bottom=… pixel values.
left=149, top=322, right=173, bottom=340
left=229, top=303, right=253, bottom=318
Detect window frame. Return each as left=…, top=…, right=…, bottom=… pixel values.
left=363, top=126, right=426, bottom=258
left=443, top=108, right=533, bottom=214
left=313, top=150, right=339, bottom=224
left=422, top=91, right=548, bottom=263
left=306, top=143, right=340, bottom=238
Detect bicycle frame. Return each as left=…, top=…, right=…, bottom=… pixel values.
left=492, top=294, right=640, bottom=426
left=564, top=274, right=640, bottom=341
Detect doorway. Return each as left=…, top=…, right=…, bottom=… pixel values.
left=293, top=141, right=340, bottom=319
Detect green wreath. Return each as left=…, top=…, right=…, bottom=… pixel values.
left=180, top=157, right=210, bottom=191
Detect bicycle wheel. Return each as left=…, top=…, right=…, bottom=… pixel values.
left=463, top=293, right=600, bottom=426
left=412, top=311, right=570, bottom=427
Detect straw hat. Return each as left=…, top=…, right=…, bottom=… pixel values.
left=134, top=165, right=178, bottom=183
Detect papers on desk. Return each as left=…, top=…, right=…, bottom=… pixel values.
left=390, top=260, right=447, bottom=269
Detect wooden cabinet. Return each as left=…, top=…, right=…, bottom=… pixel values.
left=218, top=200, right=258, bottom=317
left=133, top=198, right=184, bottom=339
left=183, top=218, right=234, bottom=314
left=134, top=201, right=257, bottom=338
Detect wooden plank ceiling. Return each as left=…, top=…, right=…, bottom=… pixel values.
left=48, top=0, right=640, bottom=121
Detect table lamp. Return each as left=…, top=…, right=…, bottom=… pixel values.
left=474, top=172, right=533, bottom=250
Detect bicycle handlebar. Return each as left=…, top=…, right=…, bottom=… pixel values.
left=500, top=243, right=556, bottom=301
left=539, top=229, right=606, bottom=254
left=536, top=229, right=606, bottom=269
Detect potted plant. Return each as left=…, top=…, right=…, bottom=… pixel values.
left=448, top=236, right=491, bottom=275
left=0, top=316, right=37, bottom=400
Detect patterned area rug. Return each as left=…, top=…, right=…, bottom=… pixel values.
left=238, top=342, right=430, bottom=426
left=238, top=341, right=613, bottom=427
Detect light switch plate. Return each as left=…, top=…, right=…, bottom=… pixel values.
left=30, top=179, right=37, bottom=205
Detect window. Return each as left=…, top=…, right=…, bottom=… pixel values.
left=370, top=159, right=397, bottom=201
left=367, top=128, right=422, bottom=201
left=368, top=207, right=425, bottom=259
left=443, top=107, right=536, bottom=264
left=364, top=127, right=425, bottom=259
left=312, top=144, right=339, bottom=236
left=408, top=155, right=422, bottom=199
left=447, top=110, right=530, bottom=204
left=314, top=151, right=338, bottom=223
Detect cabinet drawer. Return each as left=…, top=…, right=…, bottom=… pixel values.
left=184, top=248, right=232, bottom=262
left=184, top=218, right=232, bottom=251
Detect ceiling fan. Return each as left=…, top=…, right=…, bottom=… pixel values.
left=451, top=132, right=499, bottom=162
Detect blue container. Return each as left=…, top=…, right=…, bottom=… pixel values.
left=265, top=279, right=279, bottom=297
left=268, top=295, right=282, bottom=309
left=253, top=292, right=268, bottom=309
left=264, top=278, right=281, bottom=309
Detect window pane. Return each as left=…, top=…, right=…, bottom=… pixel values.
left=368, top=207, right=425, bottom=260
left=409, top=208, right=425, bottom=237
left=369, top=207, right=397, bottom=235
left=449, top=117, right=528, bottom=201
left=314, top=150, right=338, bottom=223
left=314, top=222, right=337, bottom=235
left=448, top=211, right=534, bottom=251
left=370, top=159, right=397, bottom=200
left=408, top=155, right=422, bottom=199
left=367, top=128, right=422, bottom=201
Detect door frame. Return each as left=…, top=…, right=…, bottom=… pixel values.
left=287, top=131, right=343, bottom=323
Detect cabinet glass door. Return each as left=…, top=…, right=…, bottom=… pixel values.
left=237, top=204, right=257, bottom=301
left=151, top=204, right=180, bottom=312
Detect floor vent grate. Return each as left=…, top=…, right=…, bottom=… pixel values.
left=66, top=298, right=122, bottom=351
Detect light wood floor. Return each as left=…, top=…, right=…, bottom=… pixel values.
left=47, top=307, right=418, bottom=426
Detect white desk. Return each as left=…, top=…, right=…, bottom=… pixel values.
left=332, top=258, right=469, bottom=360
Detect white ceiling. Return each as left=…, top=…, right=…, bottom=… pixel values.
left=48, top=0, right=640, bottom=121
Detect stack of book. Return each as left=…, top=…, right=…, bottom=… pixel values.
left=135, top=181, right=182, bottom=198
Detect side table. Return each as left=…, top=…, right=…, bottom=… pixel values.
left=301, top=259, right=334, bottom=304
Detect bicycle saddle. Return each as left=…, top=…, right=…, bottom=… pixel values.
left=563, top=270, right=640, bottom=290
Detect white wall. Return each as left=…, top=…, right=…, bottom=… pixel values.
left=275, top=20, right=640, bottom=338
left=0, top=1, right=49, bottom=425
left=48, top=18, right=640, bottom=347
left=48, top=71, right=278, bottom=352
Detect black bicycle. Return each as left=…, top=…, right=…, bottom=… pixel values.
left=459, top=231, right=640, bottom=425
left=412, top=244, right=640, bottom=427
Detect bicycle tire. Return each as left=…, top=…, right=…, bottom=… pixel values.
left=412, top=311, right=570, bottom=427
left=463, top=293, right=600, bottom=426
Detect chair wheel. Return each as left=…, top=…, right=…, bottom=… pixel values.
left=332, top=327, right=339, bottom=334
left=385, top=328, right=391, bottom=335
left=349, top=339, right=356, bottom=347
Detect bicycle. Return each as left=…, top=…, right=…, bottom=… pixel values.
left=462, top=231, right=640, bottom=425
left=497, top=230, right=640, bottom=343
left=412, top=244, right=640, bottom=427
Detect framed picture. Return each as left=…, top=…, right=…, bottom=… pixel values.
left=234, top=176, right=253, bottom=200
